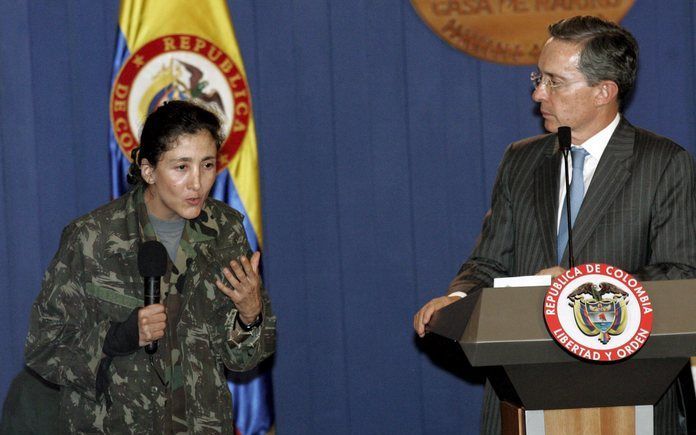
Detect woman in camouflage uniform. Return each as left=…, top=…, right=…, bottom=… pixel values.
left=25, top=100, right=275, bottom=434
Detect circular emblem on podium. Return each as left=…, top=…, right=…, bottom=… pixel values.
left=410, top=1, right=635, bottom=65
left=110, top=34, right=251, bottom=172
left=544, top=264, right=652, bottom=362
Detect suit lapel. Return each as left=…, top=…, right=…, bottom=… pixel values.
left=566, top=118, right=635, bottom=262
left=534, top=135, right=561, bottom=267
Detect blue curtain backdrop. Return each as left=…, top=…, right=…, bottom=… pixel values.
left=1, top=1, right=695, bottom=433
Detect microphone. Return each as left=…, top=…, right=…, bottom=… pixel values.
left=558, top=126, right=575, bottom=269
left=558, top=126, right=571, bottom=152
left=137, top=240, right=168, bottom=354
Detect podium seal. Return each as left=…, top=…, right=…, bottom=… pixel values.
left=543, top=264, right=653, bottom=362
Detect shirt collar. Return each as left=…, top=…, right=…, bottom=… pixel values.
left=572, top=113, right=621, bottom=161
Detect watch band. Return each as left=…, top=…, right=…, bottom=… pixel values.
left=236, top=312, right=263, bottom=331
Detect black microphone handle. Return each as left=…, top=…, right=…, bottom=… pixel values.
left=562, top=149, right=575, bottom=269
left=143, top=276, right=161, bottom=354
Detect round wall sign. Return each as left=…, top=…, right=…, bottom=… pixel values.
left=410, top=1, right=635, bottom=65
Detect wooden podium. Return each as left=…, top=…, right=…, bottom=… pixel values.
left=427, top=279, right=696, bottom=435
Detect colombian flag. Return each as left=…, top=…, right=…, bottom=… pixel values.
left=108, top=1, right=272, bottom=433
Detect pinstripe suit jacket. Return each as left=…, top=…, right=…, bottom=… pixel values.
left=449, top=117, right=696, bottom=435
left=449, top=116, right=696, bottom=294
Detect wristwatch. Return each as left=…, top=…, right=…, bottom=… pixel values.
left=236, top=312, right=263, bottom=331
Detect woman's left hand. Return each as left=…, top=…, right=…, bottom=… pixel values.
left=215, top=251, right=262, bottom=324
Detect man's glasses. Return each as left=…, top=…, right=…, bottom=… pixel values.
left=530, top=72, right=586, bottom=92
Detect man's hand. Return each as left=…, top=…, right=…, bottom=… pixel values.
left=215, top=251, right=262, bottom=324
left=413, top=295, right=461, bottom=338
left=537, top=266, right=566, bottom=278
left=138, top=303, right=167, bottom=347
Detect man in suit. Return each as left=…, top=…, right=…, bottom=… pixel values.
left=413, top=15, right=696, bottom=434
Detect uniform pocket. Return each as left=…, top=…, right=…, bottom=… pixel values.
left=86, top=282, right=141, bottom=321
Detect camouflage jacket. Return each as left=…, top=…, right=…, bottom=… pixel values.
left=25, top=186, right=275, bottom=434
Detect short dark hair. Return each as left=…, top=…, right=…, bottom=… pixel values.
left=549, top=16, right=638, bottom=105
left=127, top=100, right=223, bottom=185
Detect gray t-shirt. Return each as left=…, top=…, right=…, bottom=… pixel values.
left=148, top=214, right=185, bottom=262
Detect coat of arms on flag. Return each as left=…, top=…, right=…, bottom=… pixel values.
left=111, top=34, right=252, bottom=173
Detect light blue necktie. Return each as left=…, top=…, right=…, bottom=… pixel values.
left=557, top=147, right=589, bottom=263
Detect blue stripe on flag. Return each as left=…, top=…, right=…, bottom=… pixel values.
left=228, top=368, right=275, bottom=435
left=109, top=31, right=132, bottom=199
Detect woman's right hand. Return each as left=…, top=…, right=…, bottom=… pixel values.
left=138, top=303, right=167, bottom=347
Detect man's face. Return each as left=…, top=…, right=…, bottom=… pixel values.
left=532, top=38, right=605, bottom=144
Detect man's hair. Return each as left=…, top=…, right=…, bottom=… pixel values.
left=549, top=16, right=638, bottom=105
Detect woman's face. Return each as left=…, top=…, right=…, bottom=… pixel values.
left=141, top=130, right=218, bottom=221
